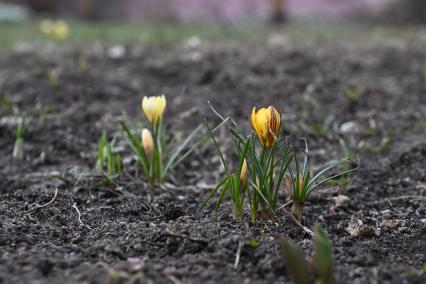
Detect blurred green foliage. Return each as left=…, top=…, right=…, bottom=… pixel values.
left=0, top=20, right=425, bottom=49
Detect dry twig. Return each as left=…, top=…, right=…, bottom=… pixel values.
left=25, top=187, right=58, bottom=214
left=234, top=241, right=243, bottom=269
left=72, top=202, right=92, bottom=229
left=282, top=207, right=314, bottom=237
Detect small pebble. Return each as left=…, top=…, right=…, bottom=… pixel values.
left=335, top=194, right=350, bottom=208
left=398, top=226, right=410, bottom=233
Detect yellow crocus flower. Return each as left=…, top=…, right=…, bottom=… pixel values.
left=53, top=20, right=69, bottom=40
left=40, top=20, right=53, bottom=35
left=141, top=95, right=166, bottom=125
left=40, top=20, right=69, bottom=41
left=251, top=106, right=281, bottom=148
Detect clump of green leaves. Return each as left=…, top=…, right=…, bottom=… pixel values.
left=289, top=141, right=356, bottom=222
left=200, top=106, right=356, bottom=224
left=121, top=121, right=202, bottom=185
left=199, top=120, right=250, bottom=221
left=96, top=132, right=122, bottom=179
left=120, top=95, right=204, bottom=185
left=200, top=111, right=292, bottom=223
left=280, top=225, right=334, bottom=284
left=12, top=116, right=27, bottom=160
left=246, top=134, right=292, bottom=221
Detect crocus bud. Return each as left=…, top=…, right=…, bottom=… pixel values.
left=240, top=159, right=247, bottom=184
left=141, top=128, right=154, bottom=155
left=251, top=106, right=281, bottom=148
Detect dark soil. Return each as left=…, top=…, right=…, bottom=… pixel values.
left=0, top=40, right=425, bottom=284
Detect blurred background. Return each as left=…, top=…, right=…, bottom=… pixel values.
left=0, top=0, right=425, bottom=47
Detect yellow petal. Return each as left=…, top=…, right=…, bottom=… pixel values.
left=256, top=108, right=269, bottom=136
left=141, top=96, right=154, bottom=123
left=265, top=106, right=280, bottom=147
left=251, top=107, right=264, bottom=145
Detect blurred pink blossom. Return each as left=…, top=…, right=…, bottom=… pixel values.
left=26, top=0, right=392, bottom=21
left=123, top=0, right=390, bottom=21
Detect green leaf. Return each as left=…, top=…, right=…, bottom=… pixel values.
left=273, top=152, right=292, bottom=206
left=247, top=135, right=267, bottom=184
left=96, top=132, right=107, bottom=169
left=306, top=165, right=358, bottom=197
left=280, top=237, right=311, bottom=284
left=116, top=153, right=122, bottom=173
left=163, top=124, right=203, bottom=176
left=307, top=159, right=350, bottom=188
left=107, top=142, right=114, bottom=176
left=120, top=121, right=150, bottom=175
left=202, top=119, right=229, bottom=175
left=249, top=179, right=274, bottom=214
left=246, top=239, right=259, bottom=249
left=300, top=138, right=309, bottom=177
left=16, top=117, right=27, bottom=139
left=198, top=176, right=227, bottom=214
left=300, top=170, right=311, bottom=200
left=314, top=226, right=334, bottom=284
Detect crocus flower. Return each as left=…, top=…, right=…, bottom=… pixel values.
left=40, top=20, right=69, bottom=41
left=251, top=106, right=281, bottom=148
left=141, top=128, right=154, bottom=155
left=141, top=95, right=166, bottom=125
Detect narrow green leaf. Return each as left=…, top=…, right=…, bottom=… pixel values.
left=198, top=176, right=227, bottom=214
left=307, top=159, right=350, bottom=188
left=314, top=226, right=334, bottom=284
left=280, top=237, right=311, bottom=284
left=300, top=138, right=309, bottom=177
left=273, top=153, right=292, bottom=206
left=163, top=124, right=203, bottom=175
left=202, top=119, right=229, bottom=175
left=97, top=132, right=106, bottom=169
left=249, top=179, right=274, bottom=214
left=215, top=178, right=229, bottom=211
left=120, top=121, right=150, bottom=175
left=300, top=170, right=311, bottom=201
left=306, top=166, right=358, bottom=197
